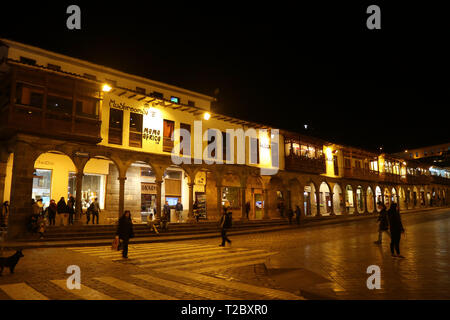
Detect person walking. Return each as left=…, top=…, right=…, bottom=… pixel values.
left=287, top=207, right=294, bottom=224
left=67, top=196, right=75, bottom=225
left=175, top=200, right=183, bottom=222
left=374, top=202, right=390, bottom=245
left=57, top=197, right=68, bottom=226
left=193, top=200, right=200, bottom=222
left=1, top=201, right=9, bottom=227
left=245, top=201, right=251, bottom=220
left=387, top=203, right=405, bottom=258
left=92, top=198, right=101, bottom=224
left=161, top=201, right=170, bottom=231
left=295, top=205, right=301, bottom=225
left=219, top=201, right=232, bottom=247
left=115, top=210, right=134, bottom=259
left=47, top=199, right=57, bottom=226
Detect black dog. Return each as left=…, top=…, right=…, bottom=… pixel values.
left=0, top=250, right=24, bottom=275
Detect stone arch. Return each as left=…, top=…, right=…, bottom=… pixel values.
left=355, top=185, right=365, bottom=214
left=247, top=174, right=265, bottom=219
left=303, top=180, right=318, bottom=216
left=366, top=186, right=375, bottom=213
left=391, top=187, right=398, bottom=204
left=319, top=181, right=332, bottom=215
left=288, top=178, right=302, bottom=215
left=333, top=183, right=344, bottom=215
left=344, top=184, right=355, bottom=214
left=268, top=175, right=287, bottom=218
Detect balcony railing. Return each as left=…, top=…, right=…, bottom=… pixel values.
left=284, top=154, right=326, bottom=174
left=343, top=167, right=380, bottom=182
left=430, top=175, right=450, bottom=185
left=406, top=174, right=431, bottom=185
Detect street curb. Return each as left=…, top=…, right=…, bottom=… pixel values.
left=2, top=207, right=448, bottom=250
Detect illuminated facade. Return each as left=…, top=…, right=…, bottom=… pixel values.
left=1, top=38, right=449, bottom=239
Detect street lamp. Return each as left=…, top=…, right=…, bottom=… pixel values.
left=203, top=112, right=211, bottom=120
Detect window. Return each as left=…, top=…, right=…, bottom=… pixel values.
left=410, top=153, right=413, bottom=158
left=163, top=119, right=175, bottom=152
left=140, top=167, right=155, bottom=177
left=69, top=172, right=105, bottom=210
left=15, top=83, right=44, bottom=108
left=152, top=91, right=163, bottom=99
left=170, top=96, right=180, bottom=104
left=136, top=87, right=146, bottom=94
left=129, top=112, right=143, bottom=148
left=416, top=152, right=419, bottom=157
left=32, top=169, right=52, bottom=207
left=47, top=94, right=72, bottom=114
left=83, top=73, right=97, bottom=80
left=76, top=99, right=98, bottom=118
left=47, top=63, right=61, bottom=71
left=344, top=158, right=351, bottom=168
left=188, top=100, right=195, bottom=107
left=180, top=123, right=191, bottom=156
left=108, top=109, right=123, bottom=145
left=20, top=56, right=36, bottom=65
left=333, top=155, right=339, bottom=176
left=355, top=160, right=361, bottom=169
left=222, top=187, right=240, bottom=209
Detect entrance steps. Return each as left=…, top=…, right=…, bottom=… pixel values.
left=19, top=218, right=290, bottom=242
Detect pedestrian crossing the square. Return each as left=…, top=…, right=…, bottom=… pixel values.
left=0, top=242, right=304, bottom=300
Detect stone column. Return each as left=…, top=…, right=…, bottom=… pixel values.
left=263, top=188, right=270, bottom=219
left=7, top=143, right=35, bottom=240
left=329, top=191, right=335, bottom=215
left=240, top=186, right=247, bottom=220
left=118, top=176, right=126, bottom=217
left=155, top=179, right=163, bottom=219
left=353, top=190, right=358, bottom=214
left=315, top=189, right=322, bottom=216
left=74, top=172, right=84, bottom=223
left=187, top=182, right=195, bottom=222
left=0, top=161, right=7, bottom=204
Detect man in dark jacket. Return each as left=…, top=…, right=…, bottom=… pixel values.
left=295, top=205, right=301, bottom=225
left=67, top=196, right=75, bottom=225
left=57, top=197, right=68, bottom=226
left=387, top=203, right=405, bottom=258
left=116, top=210, right=134, bottom=258
left=219, top=202, right=232, bottom=247
left=374, top=202, right=389, bottom=244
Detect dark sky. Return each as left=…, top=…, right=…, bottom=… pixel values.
left=1, top=2, right=448, bottom=153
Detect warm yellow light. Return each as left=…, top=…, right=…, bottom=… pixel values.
left=203, top=112, right=211, bottom=120
left=325, top=147, right=333, bottom=161
left=102, top=84, right=112, bottom=92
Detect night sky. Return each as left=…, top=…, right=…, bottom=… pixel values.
left=1, top=2, right=448, bottom=153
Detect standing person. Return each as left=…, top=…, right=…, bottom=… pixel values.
left=193, top=200, right=200, bottom=222
left=175, top=200, right=183, bottom=223
left=387, top=203, right=405, bottom=258
left=279, top=202, right=285, bottom=218
left=93, top=198, right=101, bottom=224
left=115, top=210, right=134, bottom=259
left=67, top=196, right=75, bottom=225
left=47, top=199, right=57, bottom=226
left=295, top=205, right=301, bottom=225
left=161, top=201, right=170, bottom=231
left=1, top=201, right=9, bottom=227
left=245, top=201, right=251, bottom=220
left=374, top=202, right=389, bottom=245
left=219, top=201, right=232, bottom=247
left=287, top=207, right=294, bottom=224
left=57, top=197, right=68, bottom=226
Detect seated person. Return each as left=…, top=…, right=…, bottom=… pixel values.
left=146, top=213, right=159, bottom=234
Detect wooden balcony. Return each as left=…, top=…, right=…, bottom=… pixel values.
left=379, top=172, right=403, bottom=184
left=284, top=154, right=326, bottom=174
left=343, top=167, right=380, bottom=182
left=430, top=175, right=450, bottom=185
left=406, top=174, right=431, bottom=185
left=0, top=65, right=102, bottom=144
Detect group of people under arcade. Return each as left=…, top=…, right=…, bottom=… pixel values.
left=27, top=196, right=101, bottom=239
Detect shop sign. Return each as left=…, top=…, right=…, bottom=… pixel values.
left=109, top=99, right=148, bottom=115
left=36, top=160, right=54, bottom=166
left=143, top=128, right=161, bottom=144
left=141, top=182, right=157, bottom=194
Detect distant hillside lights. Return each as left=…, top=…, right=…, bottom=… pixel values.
left=171, top=121, right=279, bottom=175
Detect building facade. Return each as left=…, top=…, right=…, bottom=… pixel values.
left=1, top=38, right=449, bottom=240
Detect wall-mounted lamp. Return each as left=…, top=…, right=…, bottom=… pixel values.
left=102, top=84, right=112, bottom=92
left=203, top=112, right=211, bottom=120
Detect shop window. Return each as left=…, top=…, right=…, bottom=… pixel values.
left=108, top=109, right=123, bottom=145
left=68, top=172, right=106, bottom=209
left=15, top=82, right=44, bottom=108
left=129, top=112, right=143, bottom=148
left=180, top=123, right=191, bottom=156
left=163, top=119, right=175, bottom=152
left=76, top=99, right=98, bottom=118
left=32, top=169, right=52, bottom=207
left=222, top=187, right=240, bottom=209
left=47, top=94, right=73, bottom=114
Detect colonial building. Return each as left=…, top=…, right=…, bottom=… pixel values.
left=1, top=38, right=449, bottom=240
